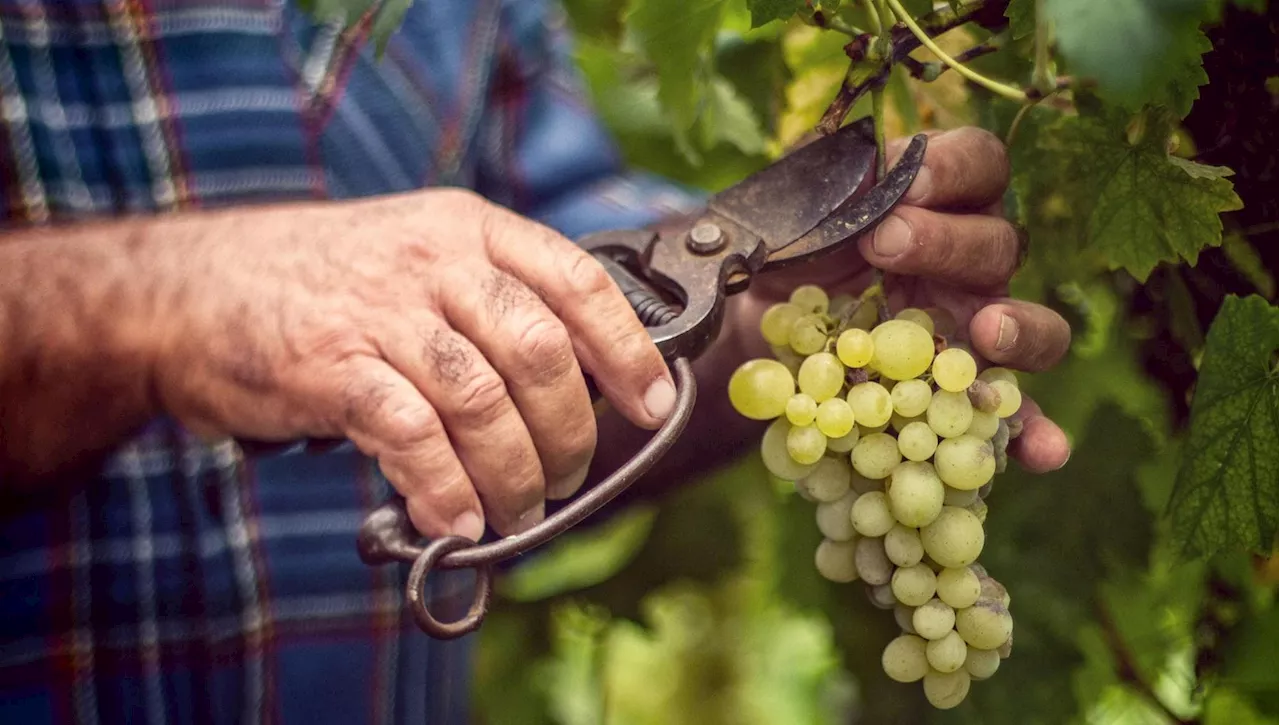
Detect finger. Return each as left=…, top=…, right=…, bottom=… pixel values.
left=335, top=358, right=485, bottom=541
left=969, top=300, right=1072, bottom=372
left=480, top=207, right=676, bottom=430
left=378, top=317, right=546, bottom=536
left=887, top=127, right=1010, bottom=210
left=857, top=206, right=1021, bottom=291
left=437, top=266, right=597, bottom=501
left=1007, top=396, right=1071, bottom=473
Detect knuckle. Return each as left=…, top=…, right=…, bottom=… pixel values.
left=965, top=127, right=1010, bottom=179
left=512, top=317, right=576, bottom=386
left=555, top=416, right=598, bottom=466
left=563, top=249, right=615, bottom=300
left=455, top=370, right=512, bottom=426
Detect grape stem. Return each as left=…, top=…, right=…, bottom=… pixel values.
left=883, top=0, right=1025, bottom=102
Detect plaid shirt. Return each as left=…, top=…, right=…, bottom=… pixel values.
left=0, top=2, right=701, bottom=723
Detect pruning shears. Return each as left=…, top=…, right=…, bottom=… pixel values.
left=356, top=117, right=930, bottom=639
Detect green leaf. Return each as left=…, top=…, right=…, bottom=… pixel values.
left=699, top=76, right=768, bottom=154
left=1168, top=294, right=1280, bottom=557
left=1044, top=0, right=1212, bottom=117
left=368, top=0, right=413, bottom=57
left=1005, top=0, right=1036, bottom=40
left=1038, top=105, right=1243, bottom=281
left=746, top=0, right=802, bottom=26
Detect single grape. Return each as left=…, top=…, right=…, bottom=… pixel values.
left=790, top=284, right=829, bottom=315
left=966, top=408, right=1000, bottom=440
left=814, top=538, right=859, bottom=582
left=846, top=382, right=893, bottom=428
left=890, top=411, right=924, bottom=433
left=965, top=379, right=1002, bottom=414
left=977, top=366, right=1018, bottom=388
left=964, top=646, right=1001, bottom=680
left=826, top=425, right=861, bottom=453
left=895, top=307, right=936, bottom=335
left=785, top=393, right=818, bottom=426
left=851, top=433, right=902, bottom=480
left=760, top=302, right=804, bottom=347
left=956, top=601, right=1013, bottom=650
left=886, top=461, right=945, bottom=528
left=894, top=603, right=918, bottom=634
left=942, top=485, right=978, bottom=507
left=923, top=668, right=971, bottom=710
left=897, top=421, right=939, bottom=462
left=936, top=567, right=982, bottom=609
left=815, top=398, right=856, bottom=438
left=912, top=598, right=957, bottom=640
left=977, top=479, right=994, bottom=500
left=849, top=470, right=884, bottom=495
left=976, top=573, right=1011, bottom=607
left=891, top=563, right=938, bottom=607
left=933, top=435, right=996, bottom=490
left=926, top=390, right=974, bottom=438
left=931, top=347, right=977, bottom=393
left=789, top=314, right=828, bottom=355
left=854, top=536, right=893, bottom=585
left=884, top=524, right=925, bottom=567
left=920, top=507, right=985, bottom=568
left=816, top=492, right=858, bottom=541
left=829, top=293, right=856, bottom=317
left=966, top=499, right=988, bottom=524
left=997, top=635, right=1013, bottom=659
left=869, top=320, right=936, bottom=381
left=760, top=419, right=818, bottom=480
left=797, top=352, right=845, bottom=402
left=850, top=491, right=896, bottom=537
left=836, top=328, right=875, bottom=368
left=769, top=344, right=805, bottom=376
left=797, top=456, right=852, bottom=502
left=786, top=424, right=827, bottom=465
left=890, top=379, right=932, bottom=417
left=792, top=479, right=816, bottom=502
left=926, top=630, right=968, bottom=673
left=847, top=299, right=879, bottom=331
left=858, top=421, right=889, bottom=436
left=727, top=358, right=795, bottom=420
left=989, top=379, right=1022, bottom=418
left=882, top=634, right=930, bottom=683
left=867, top=583, right=897, bottom=610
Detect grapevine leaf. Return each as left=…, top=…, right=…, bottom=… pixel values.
left=1038, top=105, right=1243, bottom=281
left=1044, top=0, right=1211, bottom=117
left=1004, top=0, right=1036, bottom=40
left=745, top=0, right=802, bottom=27
left=699, top=76, right=768, bottom=154
left=1168, top=294, right=1280, bottom=557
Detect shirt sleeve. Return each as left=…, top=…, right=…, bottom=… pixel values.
left=471, top=0, right=706, bottom=240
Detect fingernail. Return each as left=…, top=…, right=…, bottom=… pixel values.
left=995, top=314, right=1019, bottom=351
left=644, top=376, right=676, bottom=421
left=1055, top=449, right=1071, bottom=470
left=452, top=511, right=485, bottom=542
left=873, top=216, right=911, bottom=258
left=548, top=461, right=592, bottom=500
left=512, top=502, right=545, bottom=534
left=905, top=166, right=932, bottom=204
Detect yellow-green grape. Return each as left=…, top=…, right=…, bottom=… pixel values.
left=926, top=390, right=974, bottom=438
left=931, top=347, right=977, bottom=393
left=967, top=499, right=988, bottom=524
left=956, top=601, right=1014, bottom=650
left=885, top=523, right=925, bottom=567
left=760, top=302, right=804, bottom=346
left=891, top=563, right=938, bottom=606
left=859, top=421, right=890, bottom=436
left=815, top=398, right=856, bottom=438
left=943, top=485, right=978, bottom=507
left=936, top=566, right=982, bottom=609
left=977, top=366, right=1019, bottom=388
left=814, top=538, right=859, bottom=582
left=895, top=307, right=936, bottom=335
left=797, top=456, right=852, bottom=502
left=886, top=460, right=945, bottom=527
left=847, top=299, right=879, bottom=331
left=769, top=344, right=805, bottom=376
left=849, top=470, right=884, bottom=495
left=990, top=379, right=1022, bottom=418
left=785, top=393, right=817, bottom=426
left=923, top=668, right=971, bottom=709
left=882, top=634, right=930, bottom=683
left=850, top=491, right=895, bottom=537
left=850, top=433, right=902, bottom=479
left=854, top=535, right=894, bottom=585
left=890, top=379, right=933, bottom=417
left=797, top=352, right=845, bottom=402
left=787, top=424, right=827, bottom=465
left=897, top=421, right=939, bottom=462
left=977, top=573, right=1011, bottom=607
left=760, top=419, right=819, bottom=480
left=790, top=284, right=829, bottom=315
left=836, top=328, right=874, bottom=368
left=869, top=319, right=936, bottom=381
left=829, top=293, right=856, bottom=317
left=933, top=435, right=996, bottom=490
left=846, top=382, right=893, bottom=427
left=816, top=491, right=858, bottom=541
left=966, top=409, right=1000, bottom=440
left=894, top=603, right=918, bottom=634
left=727, top=358, right=795, bottom=420
left=826, top=425, right=861, bottom=453
left=912, top=597, right=957, bottom=640
left=867, top=583, right=897, bottom=610
left=921, top=506, right=985, bottom=568
left=789, top=314, right=828, bottom=355
left=964, top=646, right=1001, bottom=680
left=890, top=411, right=923, bottom=433
left=926, top=630, right=968, bottom=673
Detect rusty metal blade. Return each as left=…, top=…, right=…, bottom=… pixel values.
left=707, top=117, right=878, bottom=249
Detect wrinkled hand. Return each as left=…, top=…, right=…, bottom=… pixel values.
left=747, top=127, right=1072, bottom=472
left=147, top=189, right=676, bottom=540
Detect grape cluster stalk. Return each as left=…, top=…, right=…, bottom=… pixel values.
left=727, top=284, right=1022, bottom=710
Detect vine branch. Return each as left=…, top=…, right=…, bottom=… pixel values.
left=884, top=0, right=1025, bottom=100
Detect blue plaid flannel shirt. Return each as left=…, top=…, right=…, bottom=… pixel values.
left=0, top=2, right=702, bottom=723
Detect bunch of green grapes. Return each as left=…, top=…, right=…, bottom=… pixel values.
left=727, top=283, right=1023, bottom=710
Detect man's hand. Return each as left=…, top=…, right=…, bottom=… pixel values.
left=742, top=127, right=1072, bottom=472
left=137, top=190, right=673, bottom=539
